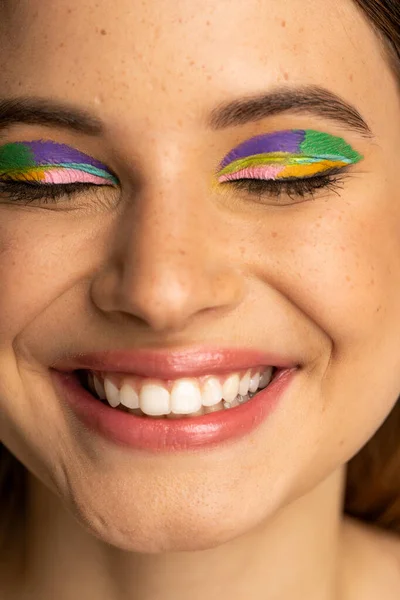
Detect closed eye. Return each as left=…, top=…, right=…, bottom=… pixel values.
left=0, top=179, right=113, bottom=204
left=224, top=168, right=349, bottom=202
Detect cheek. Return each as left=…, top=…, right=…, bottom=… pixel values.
left=252, top=187, right=400, bottom=351
left=0, top=225, right=66, bottom=338
left=247, top=182, right=400, bottom=442
left=0, top=212, right=102, bottom=340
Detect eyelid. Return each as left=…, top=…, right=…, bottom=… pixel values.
left=38, top=167, right=117, bottom=185
left=217, top=160, right=349, bottom=183
left=0, top=140, right=119, bottom=186
left=0, top=167, right=118, bottom=186
left=217, top=129, right=363, bottom=179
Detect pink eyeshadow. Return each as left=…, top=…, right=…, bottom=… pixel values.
left=44, top=169, right=110, bottom=185
left=218, top=165, right=285, bottom=182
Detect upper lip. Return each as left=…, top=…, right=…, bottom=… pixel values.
left=51, top=345, right=299, bottom=379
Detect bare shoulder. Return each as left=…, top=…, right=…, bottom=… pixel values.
left=341, top=516, right=400, bottom=600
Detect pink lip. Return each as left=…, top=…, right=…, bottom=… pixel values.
left=52, top=367, right=297, bottom=452
left=52, top=346, right=299, bottom=379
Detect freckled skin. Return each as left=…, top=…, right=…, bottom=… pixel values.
left=0, top=0, right=399, bottom=598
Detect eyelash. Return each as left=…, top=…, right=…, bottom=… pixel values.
left=0, top=167, right=348, bottom=205
left=0, top=180, right=109, bottom=204
left=224, top=168, right=348, bottom=201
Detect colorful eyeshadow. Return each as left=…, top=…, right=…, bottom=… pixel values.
left=217, top=129, right=363, bottom=182
left=0, top=140, right=118, bottom=185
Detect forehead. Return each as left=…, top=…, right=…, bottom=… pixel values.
left=0, top=0, right=394, bottom=134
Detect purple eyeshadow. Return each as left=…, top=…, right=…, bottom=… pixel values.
left=220, top=130, right=306, bottom=169
left=27, top=141, right=108, bottom=170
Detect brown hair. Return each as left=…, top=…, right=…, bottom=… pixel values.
left=344, top=0, right=400, bottom=535
left=0, top=0, right=400, bottom=553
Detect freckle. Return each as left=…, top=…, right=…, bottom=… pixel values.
left=349, top=73, right=353, bottom=82
left=281, top=20, right=286, bottom=27
left=271, top=231, right=278, bottom=238
left=283, top=72, right=289, bottom=80
left=100, top=29, right=107, bottom=35
left=346, top=276, right=351, bottom=282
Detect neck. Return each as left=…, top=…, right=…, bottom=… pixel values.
left=10, top=467, right=347, bottom=600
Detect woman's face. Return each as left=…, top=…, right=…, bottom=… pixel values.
left=0, top=0, right=399, bottom=552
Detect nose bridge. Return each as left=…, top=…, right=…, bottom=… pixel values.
left=130, top=183, right=212, bottom=294
left=93, top=178, right=243, bottom=333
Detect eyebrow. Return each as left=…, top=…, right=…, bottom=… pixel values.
left=208, top=85, right=373, bottom=137
left=0, top=97, right=103, bottom=135
left=0, top=86, right=372, bottom=140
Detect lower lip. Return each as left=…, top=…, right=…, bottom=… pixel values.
left=52, top=368, right=297, bottom=452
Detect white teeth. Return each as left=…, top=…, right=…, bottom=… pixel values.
left=202, top=377, right=223, bottom=406
left=238, top=370, right=251, bottom=396
left=104, top=378, right=120, bottom=408
left=259, top=367, right=274, bottom=389
left=222, top=373, right=240, bottom=402
left=185, top=406, right=204, bottom=417
left=93, top=375, right=107, bottom=400
left=98, top=366, right=276, bottom=417
left=140, top=383, right=170, bottom=416
left=170, top=379, right=203, bottom=414
left=120, top=383, right=140, bottom=409
left=249, top=372, right=260, bottom=393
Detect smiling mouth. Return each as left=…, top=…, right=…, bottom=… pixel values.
left=75, top=366, right=279, bottom=419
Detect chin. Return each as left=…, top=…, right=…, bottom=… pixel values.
left=73, top=499, right=265, bottom=554
left=82, top=521, right=244, bottom=554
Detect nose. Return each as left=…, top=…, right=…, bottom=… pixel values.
left=90, top=182, right=244, bottom=334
